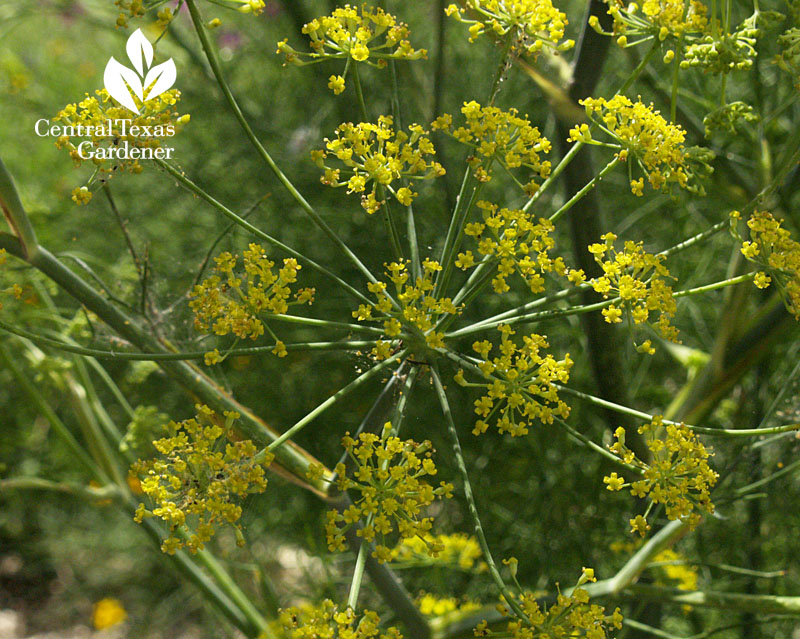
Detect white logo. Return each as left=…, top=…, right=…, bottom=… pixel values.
left=104, top=29, right=176, bottom=114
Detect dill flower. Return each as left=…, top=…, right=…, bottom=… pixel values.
left=734, top=210, right=800, bottom=318
left=353, top=259, right=460, bottom=357
left=132, top=405, right=273, bottom=554
left=189, top=244, right=315, bottom=353
left=587, top=232, right=679, bottom=346
left=682, top=14, right=758, bottom=74
left=445, top=1, right=574, bottom=56
left=606, top=417, right=718, bottom=535
left=653, top=548, right=699, bottom=591
left=114, top=0, right=144, bottom=29
left=460, top=200, right=584, bottom=294
left=279, top=600, right=402, bottom=639
left=475, top=568, right=623, bottom=639
left=324, top=423, right=454, bottom=563
left=277, top=4, right=426, bottom=93
left=52, top=88, right=188, bottom=193
left=314, top=116, right=445, bottom=214
left=458, top=325, right=572, bottom=437
left=573, top=96, right=698, bottom=194
left=592, top=0, right=708, bottom=44
left=92, top=598, right=127, bottom=630
left=432, top=102, right=551, bottom=188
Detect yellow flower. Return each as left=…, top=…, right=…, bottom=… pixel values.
left=327, top=74, right=346, bottom=95
left=92, top=598, right=127, bottom=630
left=71, top=186, right=92, bottom=205
left=280, top=601, right=402, bottom=639
left=447, top=0, right=573, bottom=55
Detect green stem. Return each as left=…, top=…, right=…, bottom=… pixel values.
left=552, top=416, right=642, bottom=472
left=156, top=159, right=371, bottom=305
left=556, top=385, right=800, bottom=437
left=182, top=0, right=382, bottom=288
left=549, top=157, right=620, bottom=223
left=351, top=62, right=369, bottom=122
left=0, top=156, right=38, bottom=259
left=522, top=141, right=585, bottom=213
left=430, top=365, right=529, bottom=622
left=673, top=273, right=755, bottom=298
left=0, top=320, right=378, bottom=360
left=347, top=536, right=370, bottom=610
left=264, top=351, right=406, bottom=455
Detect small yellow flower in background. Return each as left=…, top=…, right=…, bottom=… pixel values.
left=132, top=405, right=273, bottom=554
left=325, top=423, right=453, bottom=561
left=653, top=548, right=699, bottom=591
left=446, top=0, right=573, bottom=55
left=92, top=597, right=127, bottom=630
left=462, top=325, right=572, bottom=437
left=734, top=211, right=800, bottom=317
left=587, top=232, right=679, bottom=347
left=315, top=116, right=445, bottom=214
left=391, top=532, right=486, bottom=571
left=416, top=592, right=481, bottom=617
left=114, top=0, right=144, bottom=29
left=235, top=0, right=265, bottom=14
left=433, top=102, right=551, bottom=188
left=607, top=416, right=718, bottom=535
left=591, top=0, right=708, bottom=44
left=71, top=186, right=92, bottom=205
left=277, top=4, right=426, bottom=93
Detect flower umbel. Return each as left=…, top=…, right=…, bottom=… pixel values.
left=474, top=568, right=623, bottom=639
left=606, top=417, right=718, bottom=535
left=132, top=405, right=273, bottom=554
left=279, top=600, right=402, bottom=639
left=445, top=1, right=573, bottom=55
left=459, top=325, right=572, bottom=437
left=432, top=102, right=551, bottom=188
left=314, top=116, right=445, bottom=214
left=189, top=244, right=315, bottom=352
left=323, top=423, right=454, bottom=562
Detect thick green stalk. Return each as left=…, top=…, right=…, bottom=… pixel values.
left=0, top=157, right=38, bottom=259
left=549, top=157, right=620, bottom=223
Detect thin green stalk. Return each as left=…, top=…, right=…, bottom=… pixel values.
left=182, top=0, right=382, bottom=288
left=156, top=159, right=372, bottom=305
left=552, top=416, right=642, bottom=472
left=435, top=169, right=474, bottom=297
left=0, top=477, right=120, bottom=501
left=380, top=188, right=405, bottom=263
left=430, top=366, right=529, bottom=622
left=522, top=141, right=585, bottom=213
left=556, top=385, right=800, bottom=437
left=623, top=584, right=800, bottom=615
left=264, top=351, right=407, bottom=455
left=0, top=318, right=377, bottom=360
left=549, top=157, right=620, bottom=223
left=673, top=273, right=755, bottom=298
left=435, top=180, right=483, bottom=298
left=351, top=62, right=370, bottom=122
left=347, top=536, right=371, bottom=610
left=0, top=341, right=106, bottom=482
left=731, top=458, right=800, bottom=497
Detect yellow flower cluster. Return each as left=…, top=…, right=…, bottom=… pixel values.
left=277, top=4, right=426, bottom=93
left=353, top=259, right=460, bottom=356
left=591, top=0, right=707, bottom=43
left=114, top=0, right=144, bottom=28
left=570, top=96, right=690, bottom=195
left=653, top=548, right=699, bottom=591
left=456, top=325, right=572, bottom=437
left=475, top=569, right=623, bottom=639
left=460, top=200, right=583, bottom=294
left=189, top=244, right=314, bottom=353
left=682, top=15, right=758, bottom=74
left=314, top=116, right=445, bottom=214
left=279, top=600, right=402, bottom=639
left=588, top=232, right=678, bottom=350
left=391, top=533, right=484, bottom=571
left=417, top=593, right=481, bottom=617
left=432, top=102, right=551, bottom=188
left=605, top=417, right=718, bottom=535
left=445, top=1, right=573, bottom=56
left=92, top=598, right=127, bottom=630
left=324, top=423, right=454, bottom=563
left=735, top=210, right=800, bottom=318
left=132, top=405, right=273, bottom=554
left=52, top=89, right=188, bottom=201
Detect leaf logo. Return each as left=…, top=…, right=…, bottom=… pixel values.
left=103, top=29, right=176, bottom=113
